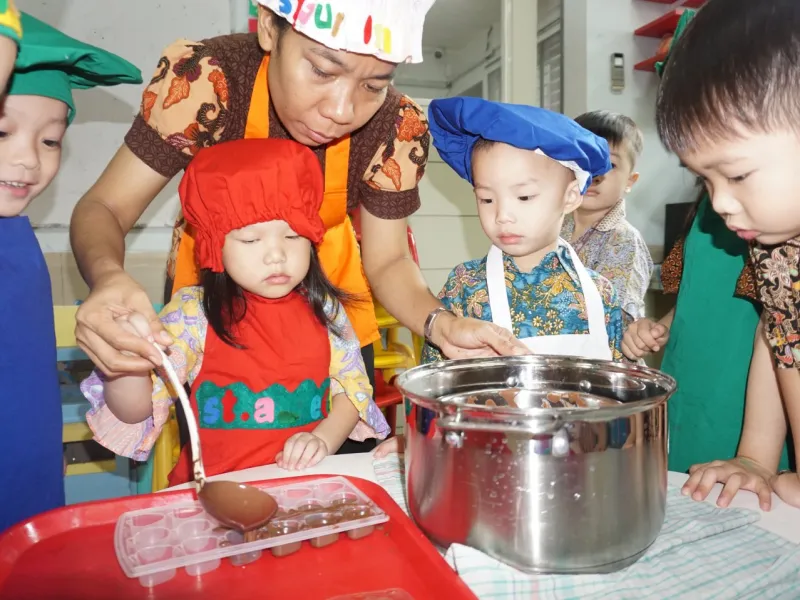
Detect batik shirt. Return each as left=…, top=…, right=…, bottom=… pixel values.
left=561, top=201, right=653, bottom=320
left=422, top=246, right=626, bottom=363
left=750, top=239, right=800, bottom=369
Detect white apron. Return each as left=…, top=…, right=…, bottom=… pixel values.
left=486, top=238, right=612, bottom=361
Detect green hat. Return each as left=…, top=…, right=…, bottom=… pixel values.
left=8, top=13, right=143, bottom=123
left=655, top=9, right=696, bottom=77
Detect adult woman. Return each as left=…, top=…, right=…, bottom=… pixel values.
left=71, top=0, right=526, bottom=392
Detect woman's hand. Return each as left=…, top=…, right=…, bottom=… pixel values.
left=431, top=313, right=529, bottom=359
left=621, top=317, right=669, bottom=360
left=75, top=270, right=172, bottom=376
left=682, top=457, right=775, bottom=511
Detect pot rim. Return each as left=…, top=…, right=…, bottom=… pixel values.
left=396, top=355, right=676, bottom=422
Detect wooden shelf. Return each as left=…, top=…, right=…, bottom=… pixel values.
left=634, top=8, right=685, bottom=38
left=634, top=51, right=668, bottom=72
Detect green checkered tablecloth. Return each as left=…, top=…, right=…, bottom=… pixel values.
left=373, top=455, right=800, bottom=599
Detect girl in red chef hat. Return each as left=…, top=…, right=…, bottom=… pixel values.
left=81, top=138, right=389, bottom=487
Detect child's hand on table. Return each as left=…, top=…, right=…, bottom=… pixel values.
left=770, top=471, right=800, bottom=508
left=682, top=457, right=775, bottom=511
left=622, top=318, right=669, bottom=360
left=276, top=432, right=329, bottom=470
left=373, top=435, right=404, bottom=458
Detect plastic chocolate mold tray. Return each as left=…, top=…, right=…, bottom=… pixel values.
left=114, top=477, right=389, bottom=587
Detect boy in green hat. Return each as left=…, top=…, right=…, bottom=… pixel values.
left=0, top=13, right=142, bottom=533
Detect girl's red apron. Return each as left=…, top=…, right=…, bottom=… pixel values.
left=170, top=56, right=378, bottom=347
left=167, top=291, right=331, bottom=486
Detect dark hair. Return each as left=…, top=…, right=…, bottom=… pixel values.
left=656, top=0, right=800, bottom=154
left=574, top=110, right=643, bottom=165
left=681, top=178, right=706, bottom=238
left=472, top=138, right=498, bottom=156
left=268, top=9, right=291, bottom=52
left=201, top=246, right=356, bottom=348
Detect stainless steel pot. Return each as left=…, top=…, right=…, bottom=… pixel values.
left=396, top=355, right=676, bottom=574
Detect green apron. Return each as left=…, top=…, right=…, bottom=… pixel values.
left=662, top=197, right=790, bottom=473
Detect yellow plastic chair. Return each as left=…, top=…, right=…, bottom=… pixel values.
left=54, top=305, right=180, bottom=493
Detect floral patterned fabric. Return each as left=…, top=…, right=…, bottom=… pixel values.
left=421, top=246, right=626, bottom=364
left=751, top=239, right=800, bottom=369
left=82, top=287, right=389, bottom=461
left=561, top=201, right=653, bottom=320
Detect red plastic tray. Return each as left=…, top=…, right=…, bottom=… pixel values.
left=0, top=476, right=476, bottom=600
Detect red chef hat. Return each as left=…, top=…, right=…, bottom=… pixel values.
left=179, top=138, right=326, bottom=273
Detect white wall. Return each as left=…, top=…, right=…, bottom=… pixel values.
left=564, top=0, right=697, bottom=249
left=25, top=0, right=230, bottom=252
left=395, top=48, right=450, bottom=100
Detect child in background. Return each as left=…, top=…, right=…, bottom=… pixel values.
left=421, top=97, right=626, bottom=364
left=0, top=14, right=142, bottom=532
left=82, top=138, right=389, bottom=486
left=561, top=111, right=653, bottom=321
left=653, top=0, right=800, bottom=510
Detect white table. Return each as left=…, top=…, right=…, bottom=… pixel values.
left=169, top=454, right=800, bottom=543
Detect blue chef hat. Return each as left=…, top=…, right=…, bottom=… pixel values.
left=428, top=97, right=611, bottom=194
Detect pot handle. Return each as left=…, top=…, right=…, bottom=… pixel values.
left=435, top=413, right=563, bottom=437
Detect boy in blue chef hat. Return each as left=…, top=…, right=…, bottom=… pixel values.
left=0, top=13, right=142, bottom=533
left=423, top=97, right=626, bottom=364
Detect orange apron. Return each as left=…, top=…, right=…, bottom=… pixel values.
left=171, top=56, right=379, bottom=347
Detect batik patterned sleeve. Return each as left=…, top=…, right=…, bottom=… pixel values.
left=124, top=40, right=229, bottom=178
left=598, top=228, right=653, bottom=320
left=360, top=95, right=430, bottom=219
left=326, top=300, right=390, bottom=440
left=660, top=237, right=684, bottom=295
left=751, top=241, right=800, bottom=368
left=82, top=287, right=207, bottom=461
left=590, top=272, right=626, bottom=362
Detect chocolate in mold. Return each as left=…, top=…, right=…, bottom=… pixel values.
left=329, top=492, right=360, bottom=507
left=309, top=532, right=340, bottom=548
left=346, top=525, right=375, bottom=540
left=290, top=500, right=324, bottom=515
left=305, top=512, right=342, bottom=549
left=465, top=388, right=521, bottom=408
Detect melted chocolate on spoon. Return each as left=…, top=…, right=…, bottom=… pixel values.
left=198, top=480, right=278, bottom=533
left=154, top=345, right=278, bottom=536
